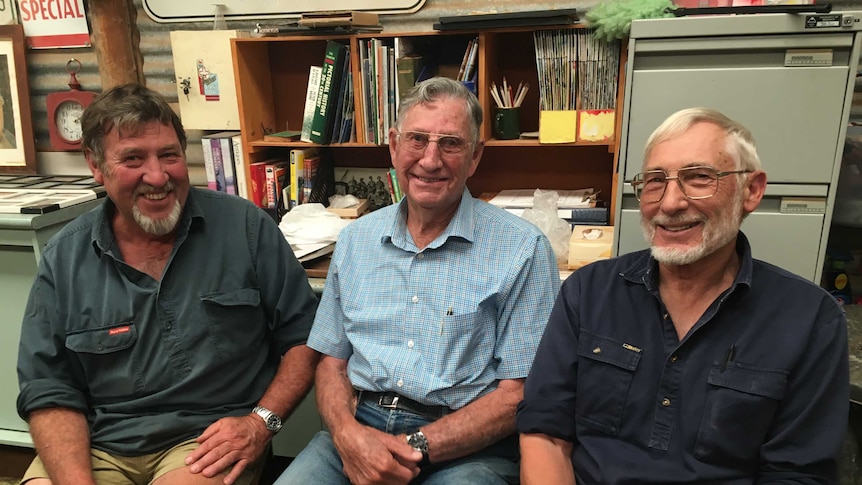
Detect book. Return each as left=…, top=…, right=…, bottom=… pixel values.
left=302, top=156, right=321, bottom=203
left=397, top=55, right=423, bottom=99
left=263, top=130, right=302, bottom=143
left=212, top=138, right=228, bottom=192
left=300, top=65, right=323, bottom=143
left=329, top=49, right=352, bottom=144
left=201, top=138, right=217, bottom=191
left=388, top=167, right=403, bottom=202
left=310, top=41, right=349, bottom=144
left=208, top=131, right=241, bottom=195
left=265, top=161, right=290, bottom=209
left=231, top=134, right=248, bottom=200
left=248, top=161, right=270, bottom=208
left=289, top=148, right=316, bottom=208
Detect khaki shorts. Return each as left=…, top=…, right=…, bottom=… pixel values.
left=21, top=438, right=261, bottom=485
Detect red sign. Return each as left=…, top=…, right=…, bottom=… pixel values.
left=18, top=0, right=90, bottom=49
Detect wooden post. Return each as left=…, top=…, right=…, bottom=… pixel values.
left=86, top=0, right=144, bottom=88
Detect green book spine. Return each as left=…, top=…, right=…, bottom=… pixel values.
left=396, top=56, right=423, bottom=100
left=310, top=41, right=348, bottom=144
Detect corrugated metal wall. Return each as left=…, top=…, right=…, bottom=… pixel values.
left=29, top=0, right=862, bottom=180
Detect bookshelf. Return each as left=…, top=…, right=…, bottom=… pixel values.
left=230, top=25, right=627, bottom=224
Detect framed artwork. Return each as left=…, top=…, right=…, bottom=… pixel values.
left=0, top=25, right=35, bottom=174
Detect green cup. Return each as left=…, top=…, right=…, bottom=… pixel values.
left=493, top=107, right=520, bottom=140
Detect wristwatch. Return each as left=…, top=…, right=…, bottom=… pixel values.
left=406, top=430, right=430, bottom=466
left=251, top=405, right=283, bottom=434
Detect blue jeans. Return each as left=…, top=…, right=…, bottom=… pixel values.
left=274, top=401, right=519, bottom=484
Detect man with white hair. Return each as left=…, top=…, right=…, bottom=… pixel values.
left=517, top=107, right=849, bottom=484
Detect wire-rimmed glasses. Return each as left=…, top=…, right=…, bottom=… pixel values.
left=630, top=166, right=753, bottom=203
left=396, top=131, right=471, bottom=156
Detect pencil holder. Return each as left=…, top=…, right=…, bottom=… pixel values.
left=493, top=107, right=520, bottom=140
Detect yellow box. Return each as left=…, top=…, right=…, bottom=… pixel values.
left=539, top=110, right=577, bottom=144
left=568, top=225, right=614, bottom=270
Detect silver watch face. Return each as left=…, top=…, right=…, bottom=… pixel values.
left=253, top=406, right=282, bottom=432
left=407, top=432, right=428, bottom=453
left=265, top=414, right=282, bottom=430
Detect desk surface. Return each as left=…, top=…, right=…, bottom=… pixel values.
left=0, top=199, right=101, bottom=231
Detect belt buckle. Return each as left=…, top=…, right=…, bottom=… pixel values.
left=378, top=394, right=400, bottom=409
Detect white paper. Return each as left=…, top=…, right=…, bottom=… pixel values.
left=489, top=188, right=595, bottom=209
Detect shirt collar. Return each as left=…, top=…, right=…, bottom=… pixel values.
left=90, top=187, right=205, bottom=256
left=383, top=188, right=476, bottom=250
left=620, top=231, right=754, bottom=293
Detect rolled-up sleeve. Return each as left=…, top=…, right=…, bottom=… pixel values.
left=17, top=258, right=89, bottom=419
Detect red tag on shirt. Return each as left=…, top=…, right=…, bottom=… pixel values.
left=108, top=326, right=131, bottom=336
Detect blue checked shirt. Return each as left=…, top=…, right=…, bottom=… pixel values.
left=309, top=189, right=560, bottom=410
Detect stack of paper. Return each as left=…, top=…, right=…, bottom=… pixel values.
left=488, top=188, right=597, bottom=209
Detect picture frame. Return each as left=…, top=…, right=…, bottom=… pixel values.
left=0, top=25, right=35, bottom=174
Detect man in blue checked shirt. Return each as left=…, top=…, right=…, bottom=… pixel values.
left=276, top=77, right=560, bottom=485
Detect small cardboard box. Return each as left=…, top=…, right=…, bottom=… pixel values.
left=299, top=11, right=380, bottom=28
left=326, top=198, right=369, bottom=219
left=568, top=225, right=614, bottom=270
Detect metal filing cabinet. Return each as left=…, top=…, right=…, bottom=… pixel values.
left=0, top=200, right=101, bottom=446
left=613, top=12, right=862, bottom=282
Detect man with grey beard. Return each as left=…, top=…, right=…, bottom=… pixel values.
left=16, top=84, right=320, bottom=485
left=517, top=108, right=849, bottom=484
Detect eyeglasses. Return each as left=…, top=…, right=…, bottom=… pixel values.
left=397, top=131, right=471, bottom=156
left=630, top=166, right=753, bottom=203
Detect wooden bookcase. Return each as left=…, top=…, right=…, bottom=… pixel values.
left=230, top=25, right=627, bottom=224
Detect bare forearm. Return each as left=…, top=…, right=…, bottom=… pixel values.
left=258, top=344, right=319, bottom=419
left=420, top=379, right=523, bottom=463
left=315, top=355, right=361, bottom=433
left=28, top=408, right=96, bottom=485
left=520, top=433, right=576, bottom=485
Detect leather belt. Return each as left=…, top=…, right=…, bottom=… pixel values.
left=358, top=391, right=451, bottom=419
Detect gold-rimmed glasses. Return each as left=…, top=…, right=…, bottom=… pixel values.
left=396, top=131, right=471, bottom=156
left=630, top=166, right=752, bottom=203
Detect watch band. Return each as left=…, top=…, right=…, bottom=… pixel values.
left=251, top=405, right=283, bottom=434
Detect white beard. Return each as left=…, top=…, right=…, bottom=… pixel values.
left=641, top=194, right=743, bottom=266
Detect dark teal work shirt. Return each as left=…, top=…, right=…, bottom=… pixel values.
left=17, top=188, right=317, bottom=455
left=517, top=233, right=849, bottom=484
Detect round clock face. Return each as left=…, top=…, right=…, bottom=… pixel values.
left=54, top=100, right=85, bottom=143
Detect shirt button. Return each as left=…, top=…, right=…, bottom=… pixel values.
left=165, top=323, right=172, bottom=330
left=670, top=355, right=678, bottom=363
left=592, top=347, right=601, bottom=354
left=417, top=253, right=424, bottom=260
left=397, top=379, right=404, bottom=387
left=412, top=295, right=419, bottom=303
left=408, top=340, right=414, bottom=348
left=661, top=397, right=671, bottom=407
left=663, top=313, right=670, bottom=320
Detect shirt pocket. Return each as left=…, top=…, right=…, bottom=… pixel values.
left=575, top=330, right=642, bottom=435
left=694, top=364, right=787, bottom=466
left=435, top=310, right=489, bottom=384
left=65, top=322, right=143, bottom=399
left=200, top=288, right=265, bottom=362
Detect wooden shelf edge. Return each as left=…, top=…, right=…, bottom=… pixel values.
left=485, top=138, right=615, bottom=148
left=248, top=140, right=388, bottom=148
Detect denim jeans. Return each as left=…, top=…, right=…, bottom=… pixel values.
left=274, top=401, right=519, bottom=484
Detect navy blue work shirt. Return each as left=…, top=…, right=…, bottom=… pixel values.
left=517, top=232, right=849, bottom=484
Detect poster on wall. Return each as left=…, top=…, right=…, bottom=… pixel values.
left=17, top=0, right=90, bottom=48
left=144, top=0, right=425, bottom=22
left=0, top=1, right=17, bottom=25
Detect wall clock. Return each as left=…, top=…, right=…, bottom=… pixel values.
left=47, top=59, right=98, bottom=151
